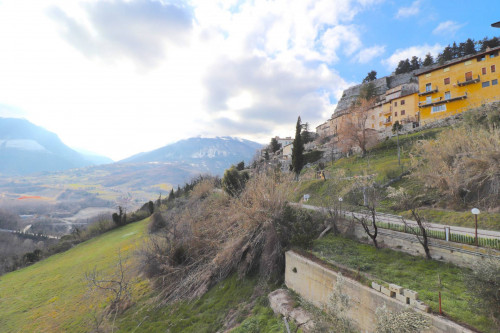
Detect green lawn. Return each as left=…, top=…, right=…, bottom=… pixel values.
left=312, top=235, right=496, bottom=333
left=0, top=218, right=288, bottom=332
left=0, top=219, right=148, bottom=332
left=400, top=208, right=500, bottom=231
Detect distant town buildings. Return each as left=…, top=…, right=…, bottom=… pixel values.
left=317, top=45, right=500, bottom=138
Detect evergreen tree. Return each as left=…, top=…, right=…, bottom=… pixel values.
left=168, top=189, right=175, bottom=201
left=291, top=116, right=304, bottom=177
left=301, top=122, right=312, bottom=144
left=437, top=46, right=453, bottom=63
left=264, top=149, right=269, bottom=160
left=236, top=161, right=245, bottom=171
left=270, top=137, right=281, bottom=153
left=362, top=70, right=377, bottom=83
left=478, top=36, right=500, bottom=52
left=462, top=38, right=477, bottom=55
left=395, top=59, right=411, bottom=74
left=410, top=56, right=421, bottom=70
left=451, top=42, right=460, bottom=58
left=422, top=53, right=434, bottom=66
left=221, top=166, right=249, bottom=197
left=148, top=201, right=154, bottom=214
left=359, top=82, right=377, bottom=100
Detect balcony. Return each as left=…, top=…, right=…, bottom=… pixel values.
left=418, top=93, right=468, bottom=108
left=457, top=75, right=480, bottom=87
left=418, top=86, right=438, bottom=96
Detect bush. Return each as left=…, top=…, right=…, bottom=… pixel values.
left=222, top=166, right=249, bottom=197
left=274, top=206, right=322, bottom=249
left=304, top=150, right=323, bottom=164
left=148, top=212, right=167, bottom=233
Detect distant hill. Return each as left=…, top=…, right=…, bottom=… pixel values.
left=120, top=136, right=263, bottom=176
left=0, top=117, right=111, bottom=176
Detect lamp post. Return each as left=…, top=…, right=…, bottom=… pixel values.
left=471, top=208, right=480, bottom=246
left=338, top=197, right=343, bottom=218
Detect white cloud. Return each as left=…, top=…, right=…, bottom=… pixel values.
left=355, top=45, right=385, bottom=63
left=432, top=20, right=464, bottom=36
left=382, top=43, right=443, bottom=70
left=0, top=0, right=380, bottom=159
left=395, top=0, right=421, bottom=18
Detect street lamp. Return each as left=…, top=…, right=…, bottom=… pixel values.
left=338, top=197, right=343, bottom=218
left=471, top=208, right=480, bottom=246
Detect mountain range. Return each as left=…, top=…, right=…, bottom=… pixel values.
left=120, top=136, right=262, bottom=175
left=0, top=117, right=112, bottom=176
left=0, top=117, right=263, bottom=191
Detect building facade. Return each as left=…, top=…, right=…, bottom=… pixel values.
left=417, top=46, right=500, bottom=124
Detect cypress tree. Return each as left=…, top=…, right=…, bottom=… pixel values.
left=291, top=116, right=304, bottom=178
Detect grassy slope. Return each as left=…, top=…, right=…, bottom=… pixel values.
left=295, top=127, right=500, bottom=230
left=313, top=235, right=495, bottom=332
left=0, top=219, right=288, bottom=333
left=0, top=220, right=147, bottom=332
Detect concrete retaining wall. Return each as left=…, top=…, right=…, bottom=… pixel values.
left=348, top=223, right=500, bottom=269
left=285, top=251, right=474, bottom=333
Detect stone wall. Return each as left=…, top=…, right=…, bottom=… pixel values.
left=285, top=251, right=474, bottom=333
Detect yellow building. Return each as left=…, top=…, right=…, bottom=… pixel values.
left=417, top=46, right=500, bottom=124
left=376, top=84, right=419, bottom=129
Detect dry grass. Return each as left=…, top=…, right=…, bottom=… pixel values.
left=140, top=171, right=294, bottom=304
left=411, top=126, right=500, bottom=208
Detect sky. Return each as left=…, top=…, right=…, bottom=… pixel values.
left=0, top=0, right=499, bottom=161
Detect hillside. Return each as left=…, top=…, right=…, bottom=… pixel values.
left=0, top=218, right=288, bottom=332
left=0, top=117, right=110, bottom=176
left=121, top=136, right=262, bottom=175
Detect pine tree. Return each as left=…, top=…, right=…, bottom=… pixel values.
left=462, top=38, right=476, bottom=55
left=291, top=116, right=304, bottom=178
left=270, top=137, right=281, bottom=153
left=437, top=46, right=453, bottom=63
left=168, top=189, right=175, bottom=201
left=410, top=56, right=421, bottom=70
left=362, top=70, right=377, bottom=83
left=422, top=53, right=434, bottom=66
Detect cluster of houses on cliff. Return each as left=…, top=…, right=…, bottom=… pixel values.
left=262, top=46, right=500, bottom=170
left=317, top=45, right=500, bottom=137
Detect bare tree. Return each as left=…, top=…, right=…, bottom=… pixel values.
left=85, top=251, right=131, bottom=332
left=353, top=203, right=379, bottom=249
left=388, top=187, right=431, bottom=259
left=337, top=98, right=378, bottom=157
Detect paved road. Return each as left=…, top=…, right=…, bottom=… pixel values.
left=0, top=228, right=60, bottom=239
left=296, top=203, right=500, bottom=240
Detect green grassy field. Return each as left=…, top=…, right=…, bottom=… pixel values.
left=0, top=219, right=288, bottom=332
left=312, top=235, right=496, bottom=332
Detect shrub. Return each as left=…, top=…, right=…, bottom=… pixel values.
left=412, top=126, right=500, bottom=208
left=222, top=166, right=249, bottom=197
left=148, top=212, right=167, bottom=233
left=304, top=150, right=323, bottom=164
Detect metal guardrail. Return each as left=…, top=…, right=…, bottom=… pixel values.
left=354, top=210, right=500, bottom=250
